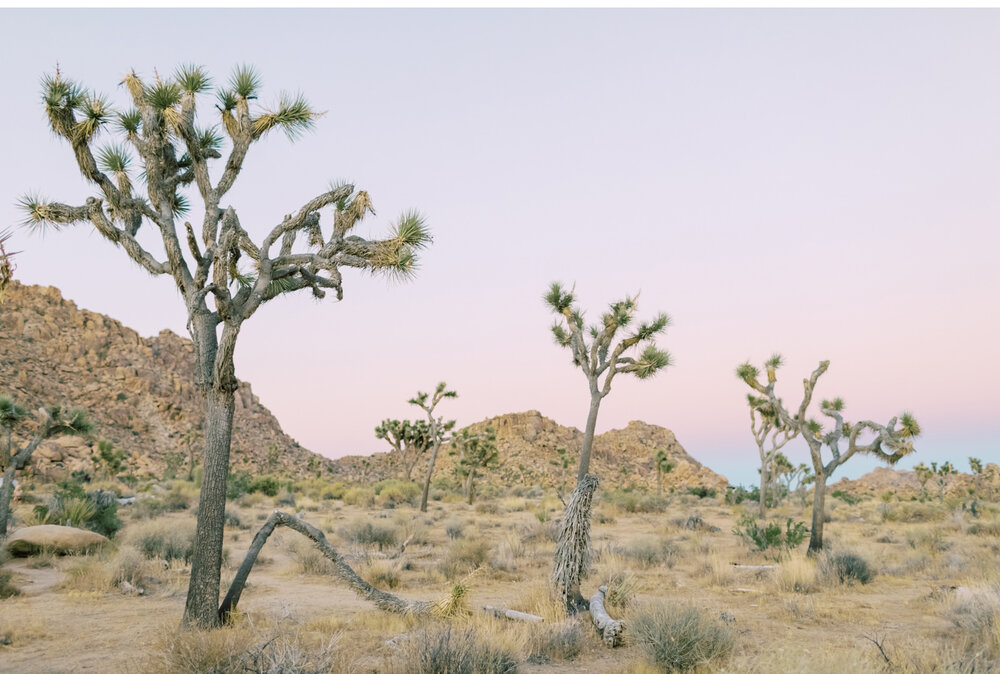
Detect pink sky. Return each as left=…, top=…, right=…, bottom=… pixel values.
left=2, top=9, right=997, bottom=485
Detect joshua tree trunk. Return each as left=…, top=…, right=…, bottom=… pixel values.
left=464, top=470, right=475, bottom=505
left=577, top=391, right=601, bottom=483
left=552, top=474, right=599, bottom=612
left=759, top=464, right=769, bottom=518
left=808, top=470, right=827, bottom=554
left=656, top=468, right=662, bottom=498
left=419, top=417, right=441, bottom=513
left=0, top=464, right=16, bottom=538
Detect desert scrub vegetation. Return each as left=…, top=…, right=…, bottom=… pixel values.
left=388, top=626, right=518, bottom=674
left=0, top=568, right=20, bottom=599
left=339, top=517, right=398, bottom=550
left=948, top=585, right=1000, bottom=665
left=440, top=538, right=491, bottom=579
left=526, top=620, right=585, bottom=663
left=732, top=511, right=808, bottom=558
left=818, top=549, right=875, bottom=585
left=775, top=553, right=819, bottom=593
left=629, top=602, right=734, bottom=672
left=123, top=518, right=196, bottom=564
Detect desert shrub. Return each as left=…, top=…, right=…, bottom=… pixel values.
left=109, top=545, right=147, bottom=588
left=340, top=519, right=398, bottom=550
left=630, top=603, right=734, bottom=672
left=819, top=550, right=874, bottom=585
left=686, top=486, right=717, bottom=499
left=733, top=513, right=808, bottom=556
left=445, top=518, right=466, bottom=540
left=321, top=481, right=348, bottom=500
left=224, top=508, right=247, bottom=530
left=343, top=487, right=376, bottom=507
left=475, top=501, right=500, bottom=515
left=441, top=539, right=490, bottom=579
left=672, top=514, right=721, bottom=533
left=275, top=489, right=296, bottom=507
left=621, top=537, right=675, bottom=568
left=950, top=586, right=1000, bottom=664
left=125, top=520, right=196, bottom=563
left=880, top=501, right=946, bottom=523
left=906, top=527, right=951, bottom=553
left=44, top=487, right=121, bottom=537
left=390, top=626, right=518, bottom=674
left=376, top=480, right=421, bottom=508
left=490, top=532, right=526, bottom=572
left=0, top=569, right=20, bottom=599
left=226, top=469, right=254, bottom=499
left=289, top=538, right=334, bottom=576
left=527, top=621, right=584, bottom=663
left=831, top=490, right=861, bottom=505
left=725, top=485, right=766, bottom=506
left=248, top=475, right=283, bottom=497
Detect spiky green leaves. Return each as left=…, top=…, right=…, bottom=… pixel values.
left=17, top=195, right=89, bottom=231
left=174, top=64, right=212, bottom=94
left=632, top=312, right=670, bottom=341
left=251, top=92, right=320, bottom=141
left=0, top=229, right=16, bottom=298
left=821, top=398, right=845, bottom=412
left=898, top=412, right=921, bottom=438
left=736, top=362, right=760, bottom=382
left=0, top=395, right=26, bottom=430
left=631, top=344, right=672, bottom=379
left=40, top=72, right=113, bottom=142
left=97, top=144, right=132, bottom=176
left=806, top=419, right=823, bottom=437
left=41, top=405, right=93, bottom=438
left=75, top=94, right=113, bottom=142
left=370, top=211, right=432, bottom=281
left=118, top=109, right=142, bottom=135
left=544, top=282, right=575, bottom=313
left=765, top=353, right=783, bottom=370
left=197, top=126, right=224, bottom=153
left=229, top=64, right=261, bottom=99
left=147, top=80, right=183, bottom=111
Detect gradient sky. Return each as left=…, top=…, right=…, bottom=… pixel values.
left=1, top=9, right=997, bottom=486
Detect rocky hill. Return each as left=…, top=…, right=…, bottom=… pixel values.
left=831, top=464, right=999, bottom=500
left=329, top=410, right=729, bottom=492
left=0, top=282, right=332, bottom=480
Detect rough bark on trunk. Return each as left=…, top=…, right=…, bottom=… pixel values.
left=464, top=470, right=475, bottom=505
left=184, top=386, right=235, bottom=627
left=419, top=415, right=441, bottom=513
left=220, top=510, right=431, bottom=621
left=759, top=465, right=768, bottom=518
left=577, top=394, right=602, bottom=483
left=551, top=474, right=599, bottom=613
left=589, top=585, right=624, bottom=647
left=808, top=471, right=827, bottom=553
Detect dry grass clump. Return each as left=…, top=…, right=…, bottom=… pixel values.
left=509, top=582, right=568, bottom=622
left=490, top=531, right=527, bottom=573
left=949, top=585, right=1000, bottom=664
left=619, top=536, right=677, bottom=568
left=629, top=602, right=734, bottom=673
left=387, top=626, right=518, bottom=674
left=122, top=519, right=196, bottom=563
left=343, top=486, right=376, bottom=507
left=288, top=537, right=335, bottom=576
left=526, top=620, right=585, bottom=663
left=360, top=559, right=403, bottom=590
left=880, top=501, right=947, bottom=523
left=695, top=553, right=734, bottom=587
left=0, top=568, right=20, bottom=599
left=967, top=521, right=1000, bottom=537
left=775, top=553, right=818, bottom=593
left=440, top=538, right=491, bottom=579
left=146, top=621, right=357, bottom=674
left=906, top=526, right=951, bottom=553
left=339, top=517, right=399, bottom=550
left=0, top=613, right=45, bottom=648
left=445, top=517, right=466, bottom=540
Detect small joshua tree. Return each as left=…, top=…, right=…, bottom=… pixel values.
left=913, top=462, right=934, bottom=501
left=451, top=426, right=498, bottom=504
left=374, top=418, right=434, bottom=481
left=654, top=449, right=675, bottom=498
left=741, top=359, right=800, bottom=517
left=91, top=439, right=125, bottom=479
left=737, top=358, right=920, bottom=553
left=0, top=228, right=15, bottom=298
left=1, top=396, right=92, bottom=537
left=22, top=65, right=431, bottom=626
left=409, top=383, right=457, bottom=512
left=544, top=282, right=672, bottom=610
left=930, top=461, right=956, bottom=502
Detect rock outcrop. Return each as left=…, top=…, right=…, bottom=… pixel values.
left=0, top=282, right=331, bottom=479
left=5, top=525, right=109, bottom=556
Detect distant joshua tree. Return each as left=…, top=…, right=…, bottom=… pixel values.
left=92, top=439, right=125, bottom=478
left=1, top=396, right=92, bottom=537
left=374, top=418, right=435, bottom=481
left=913, top=462, right=934, bottom=501
left=737, top=358, right=920, bottom=553
left=451, top=426, right=498, bottom=504
left=409, top=383, right=457, bottom=512
left=930, top=461, right=956, bottom=502
left=544, top=282, right=672, bottom=610
left=654, top=449, right=675, bottom=498
left=181, top=426, right=202, bottom=482
left=21, top=65, right=431, bottom=626
left=740, top=357, right=800, bottom=517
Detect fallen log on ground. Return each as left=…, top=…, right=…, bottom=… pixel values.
left=219, top=510, right=432, bottom=622
left=589, top=585, right=624, bottom=647
left=482, top=605, right=545, bottom=622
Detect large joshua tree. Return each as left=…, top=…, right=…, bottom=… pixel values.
left=409, top=383, right=457, bottom=512
left=737, top=358, right=920, bottom=552
left=21, top=66, right=432, bottom=626
left=374, top=418, right=435, bottom=481
left=544, top=282, right=671, bottom=610
left=1, top=396, right=92, bottom=537
left=741, top=360, right=800, bottom=517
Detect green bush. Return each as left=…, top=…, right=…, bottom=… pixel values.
left=248, top=475, right=283, bottom=497
left=820, top=550, right=874, bottom=585
left=631, top=603, right=734, bottom=672
left=687, top=486, right=717, bottom=499
left=227, top=470, right=253, bottom=499
left=125, top=520, right=196, bottom=563
left=339, top=519, right=398, bottom=550
left=733, top=512, right=808, bottom=556
left=831, top=490, right=862, bottom=505
left=343, top=487, right=376, bottom=507
left=376, top=480, right=421, bottom=508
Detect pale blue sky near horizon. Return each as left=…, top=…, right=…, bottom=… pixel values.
left=1, top=9, right=997, bottom=486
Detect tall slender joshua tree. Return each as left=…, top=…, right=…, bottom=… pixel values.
left=0, top=396, right=92, bottom=537
left=409, top=383, right=457, bottom=512
left=740, top=356, right=799, bottom=517
left=544, top=282, right=671, bottom=610
left=21, top=65, right=432, bottom=626
left=654, top=449, right=674, bottom=498
left=737, top=358, right=920, bottom=552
